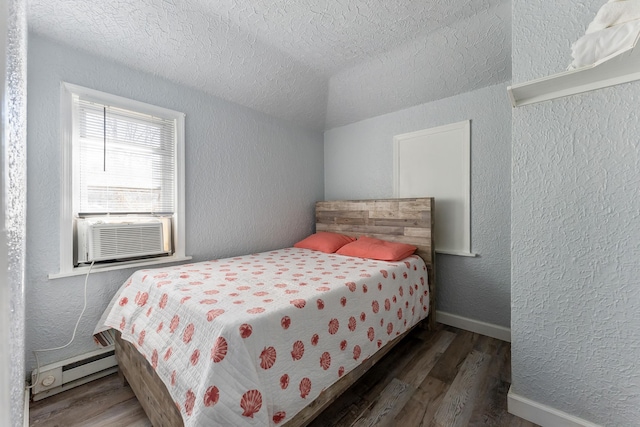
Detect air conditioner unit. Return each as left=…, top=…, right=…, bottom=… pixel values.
left=76, top=217, right=172, bottom=264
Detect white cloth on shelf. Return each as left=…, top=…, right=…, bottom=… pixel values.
left=569, top=19, right=640, bottom=69
left=587, top=0, right=640, bottom=34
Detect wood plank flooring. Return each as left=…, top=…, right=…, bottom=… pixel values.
left=29, top=324, right=537, bottom=427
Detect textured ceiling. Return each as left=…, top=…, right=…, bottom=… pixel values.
left=27, top=0, right=511, bottom=130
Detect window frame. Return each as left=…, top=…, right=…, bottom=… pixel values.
left=50, top=82, right=189, bottom=279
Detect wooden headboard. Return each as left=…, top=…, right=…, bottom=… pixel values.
left=315, top=198, right=436, bottom=329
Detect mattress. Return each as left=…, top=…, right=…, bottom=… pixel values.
left=95, top=247, right=429, bottom=426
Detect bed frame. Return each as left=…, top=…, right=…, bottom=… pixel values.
left=114, top=198, right=435, bottom=427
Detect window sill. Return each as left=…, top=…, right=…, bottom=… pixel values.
left=48, top=255, right=193, bottom=279
left=436, top=250, right=477, bottom=257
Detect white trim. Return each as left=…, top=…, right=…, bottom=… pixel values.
left=175, top=112, right=186, bottom=261
left=55, top=82, right=187, bottom=277
left=436, top=249, right=477, bottom=257
left=508, top=387, right=602, bottom=427
left=48, top=255, right=192, bottom=279
left=59, top=82, right=74, bottom=274
left=507, top=34, right=640, bottom=108
left=436, top=311, right=511, bottom=342
left=62, top=82, right=186, bottom=118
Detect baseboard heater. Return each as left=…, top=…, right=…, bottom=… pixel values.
left=30, top=345, right=118, bottom=401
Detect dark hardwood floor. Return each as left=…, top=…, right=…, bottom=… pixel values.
left=29, top=324, right=537, bottom=427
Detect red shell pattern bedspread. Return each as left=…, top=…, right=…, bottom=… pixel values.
left=97, top=248, right=429, bottom=426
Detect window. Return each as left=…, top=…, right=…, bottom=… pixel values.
left=75, top=99, right=176, bottom=215
left=51, top=83, right=189, bottom=278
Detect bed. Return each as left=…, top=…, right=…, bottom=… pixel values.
left=96, top=198, right=435, bottom=426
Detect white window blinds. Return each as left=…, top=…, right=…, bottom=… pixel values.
left=73, top=96, right=176, bottom=215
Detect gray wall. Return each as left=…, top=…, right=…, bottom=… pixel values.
left=512, top=1, right=640, bottom=424
left=26, top=34, right=324, bottom=370
left=324, top=82, right=512, bottom=327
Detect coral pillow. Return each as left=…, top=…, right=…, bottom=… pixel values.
left=336, top=236, right=417, bottom=261
left=293, top=232, right=356, bottom=253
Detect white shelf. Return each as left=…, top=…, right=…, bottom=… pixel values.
left=508, top=44, right=640, bottom=107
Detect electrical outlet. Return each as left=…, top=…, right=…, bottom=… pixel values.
left=31, top=366, right=62, bottom=394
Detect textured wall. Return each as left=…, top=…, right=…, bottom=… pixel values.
left=325, top=82, right=512, bottom=327
left=511, top=1, right=640, bottom=425
left=325, top=1, right=511, bottom=129
left=5, top=0, right=27, bottom=424
left=25, top=34, right=324, bottom=370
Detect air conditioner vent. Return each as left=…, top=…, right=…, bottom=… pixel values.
left=77, top=217, right=172, bottom=263
left=92, top=223, right=163, bottom=260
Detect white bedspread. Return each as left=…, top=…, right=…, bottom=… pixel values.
left=95, top=248, right=429, bottom=426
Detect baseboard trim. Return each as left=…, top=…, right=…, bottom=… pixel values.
left=435, top=311, right=511, bottom=342
left=507, top=387, right=601, bottom=427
